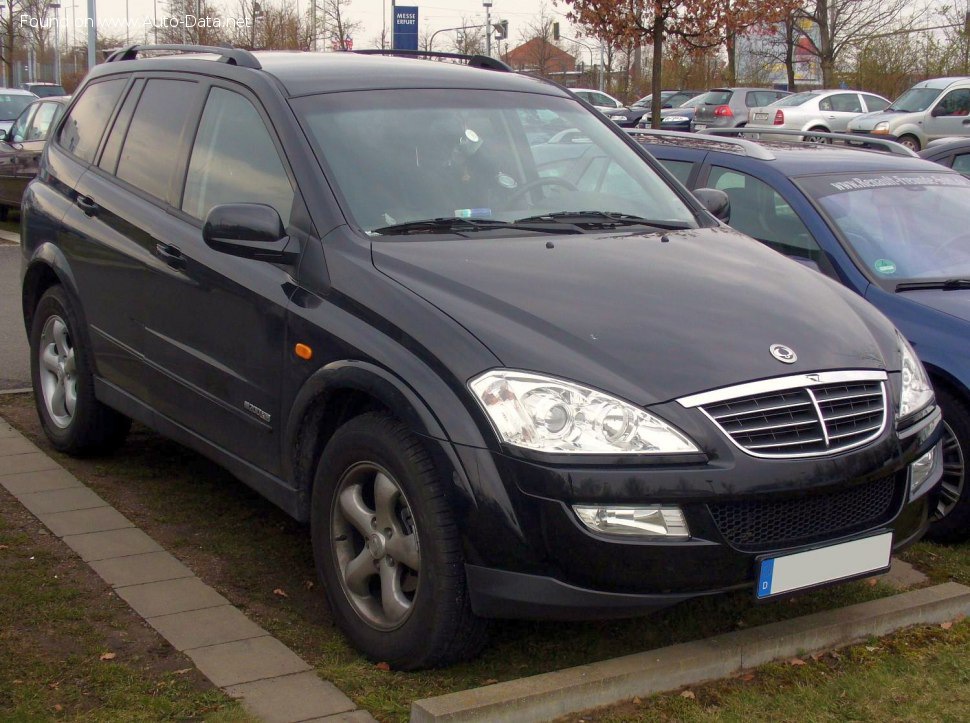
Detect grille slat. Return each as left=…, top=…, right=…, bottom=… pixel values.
left=701, top=379, right=887, bottom=458
left=708, top=475, right=897, bottom=550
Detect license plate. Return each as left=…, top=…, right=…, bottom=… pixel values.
left=754, top=113, right=769, bottom=120
left=694, top=123, right=707, bottom=130
left=756, top=531, right=892, bottom=599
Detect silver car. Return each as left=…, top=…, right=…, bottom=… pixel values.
left=746, top=89, right=890, bottom=141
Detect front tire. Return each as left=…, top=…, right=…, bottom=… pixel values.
left=897, top=134, right=921, bottom=152
left=29, top=286, right=130, bottom=455
left=926, top=387, right=970, bottom=542
left=311, top=412, right=487, bottom=669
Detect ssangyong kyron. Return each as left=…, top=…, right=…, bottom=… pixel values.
left=20, top=47, right=943, bottom=669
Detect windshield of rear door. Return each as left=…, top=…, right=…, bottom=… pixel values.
left=797, top=171, right=970, bottom=284
left=291, top=88, right=699, bottom=236
left=887, top=87, right=942, bottom=112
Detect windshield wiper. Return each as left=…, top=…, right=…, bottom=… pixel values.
left=371, top=217, right=570, bottom=236
left=895, top=278, right=970, bottom=292
left=514, top=211, right=690, bottom=231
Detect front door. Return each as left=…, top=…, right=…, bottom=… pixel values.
left=925, top=88, right=970, bottom=141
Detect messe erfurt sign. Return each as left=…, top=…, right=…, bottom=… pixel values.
left=394, top=6, right=419, bottom=51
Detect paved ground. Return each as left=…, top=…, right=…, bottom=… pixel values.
left=0, top=417, right=376, bottom=723
left=0, top=238, right=30, bottom=391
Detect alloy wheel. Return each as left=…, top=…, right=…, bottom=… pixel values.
left=934, top=420, right=965, bottom=520
left=38, top=315, right=77, bottom=430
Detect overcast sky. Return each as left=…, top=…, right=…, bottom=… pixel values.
left=49, top=1, right=580, bottom=50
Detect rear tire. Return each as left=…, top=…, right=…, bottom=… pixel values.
left=29, top=286, right=130, bottom=455
left=805, top=127, right=831, bottom=143
left=926, top=387, right=970, bottom=543
left=311, top=412, right=487, bottom=669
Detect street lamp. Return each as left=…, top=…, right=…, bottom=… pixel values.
left=50, top=3, right=62, bottom=85
left=483, top=0, right=492, bottom=57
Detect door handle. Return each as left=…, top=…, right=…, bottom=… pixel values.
left=155, top=242, right=186, bottom=270
left=963, top=118, right=970, bottom=125
left=75, top=195, right=99, bottom=216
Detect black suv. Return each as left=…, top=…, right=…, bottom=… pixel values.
left=21, top=46, right=942, bottom=669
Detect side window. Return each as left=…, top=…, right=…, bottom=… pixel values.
left=935, top=88, right=970, bottom=116
left=863, top=94, right=890, bottom=112
left=116, top=79, right=198, bottom=203
left=659, top=159, right=694, bottom=185
left=182, top=87, right=294, bottom=225
left=58, top=79, right=126, bottom=162
left=8, top=105, right=35, bottom=143
left=98, top=80, right=143, bottom=174
left=819, top=97, right=833, bottom=112
left=747, top=92, right=776, bottom=107
left=26, top=102, right=61, bottom=141
left=830, top=93, right=862, bottom=113
left=952, top=154, right=970, bottom=177
left=708, top=166, right=820, bottom=262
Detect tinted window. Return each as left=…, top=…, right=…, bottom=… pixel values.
left=828, top=93, right=863, bottom=113
left=952, top=154, right=970, bottom=176
left=746, top=91, right=781, bottom=107
left=8, top=104, right=35, bottom=143
left=58, top=79, right=126, bottom=163
left=659, top=159, right=693, bottom=185
left=697, top=90, right=733, bottom=106
left=116, top=79, right=197, bottom=203
left=98, top=80, right=143, bottom=174
left=774, top=92, right=816, bottom=108
left=863, top=94, right=890, bottom=112
left=709, top=167, right=819, bottom=262
left=935, top=88, right=970, bottom=116
left=26, top=102, right=62, bottom=141
left=182, top=87, right=294, bottom=225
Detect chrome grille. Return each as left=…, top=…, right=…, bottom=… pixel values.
left=678, top=371, right=888, bottom=459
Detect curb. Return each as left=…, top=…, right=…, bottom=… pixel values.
left=0, top=417, right=376, bottom=723
left=411, top=583, right=970, bottom=722
left=0, top=228, right=20, bottom=244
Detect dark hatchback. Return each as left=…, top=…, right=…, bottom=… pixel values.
left=0, top=95, right=68, bottom=218
left=21, top=47, right=942, bottom=669
left=637, top=130, right=969, bottom=540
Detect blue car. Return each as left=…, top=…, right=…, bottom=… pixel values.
left=637, top=130, right=970, bottom=541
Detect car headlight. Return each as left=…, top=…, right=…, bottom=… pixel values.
left=612, top=115, right=629, bottom=122
left=872, top=121, right=890, bottom=134
left=663, top=116, right=690, bottom=123
left=469, top=370, right=699, bottom=454
left=898, top=333, right=934, bottom=420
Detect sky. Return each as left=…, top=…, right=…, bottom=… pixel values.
left=44, top=0, right=580, bottom=51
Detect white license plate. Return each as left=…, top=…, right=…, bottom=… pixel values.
left=694, top=123, right=707, bottom=130
left=754, top=113, right=769, bottom=120
left=756, top=531, right=892, bottom=599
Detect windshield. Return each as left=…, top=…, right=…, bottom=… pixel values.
left=798, top=172, right=970, bottom=282
left=293, top=89, right=698, bottom=236
left=0, top=94, right=34, bottom=121
left=30, top=85, right=65, bottom=98
left=888, top=87, right=942, bottom=113
left=773, top=92, right=816, bottom=108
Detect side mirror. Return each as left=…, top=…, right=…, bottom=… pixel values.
left=203, top=203, right=295, bottom=262
left=693, top=188, right=731, bottom=222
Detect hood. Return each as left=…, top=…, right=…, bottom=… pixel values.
left=848, top=110, right=918, bottom=131
left=896, top=288, right=970, bottom=322
left=372, top=227, right=897, bottom=406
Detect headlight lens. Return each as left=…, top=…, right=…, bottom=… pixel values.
left=612, top=115, right=629, bottom=121
left=469, top=370, right=699, bottom=454
left=898, top=333, right=934, bottom=420
left=872, top=121, right=890, bottom=134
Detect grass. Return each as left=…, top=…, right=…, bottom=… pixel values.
left=0, top=489, right=253, bottom=721
left=1, top=392, right=968, bottom=721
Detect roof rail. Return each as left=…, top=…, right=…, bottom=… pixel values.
left=103, top=44, right=262, bottom=70
left=626, top=128, right=777, bottom=161
left=702, top=127, right=918, bottom=157
left=352, top=48, right=511, bottom=72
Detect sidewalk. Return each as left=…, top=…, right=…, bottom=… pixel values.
left=0, top=415, right=375, bottom=723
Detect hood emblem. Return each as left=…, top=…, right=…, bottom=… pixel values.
left=770, top=344, right=797, bottom=364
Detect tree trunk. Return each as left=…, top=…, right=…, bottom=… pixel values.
left=726, top=30, right=736, bottom=85
left=650, top=6, right=663, bottom=129
left=785, top=19, right=796, bottom=92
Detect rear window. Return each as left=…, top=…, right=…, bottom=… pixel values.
left=58, top=79, right=127, bottom=163
left=697, top=91, right=733, bottom=106
left=746, top=91, right=786, bottom=107
left=774, top=92, right=816, bottom=108
left=0, top=93, right=35, bottom=121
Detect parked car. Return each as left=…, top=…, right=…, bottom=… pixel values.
left=604, top=90, right=702, bottom=128
left=21, top=82, right=68, bottom=98
left=919, top=137, right=970, bottom=177
left=570, top=87, right=625, bottom=111
left=635, top=129, right=967, bottom=541
left=636, top=95, right=707, bottom=132
left=22, top=46, right=942, bottom=669
left=0, top=88, right=38, bottom=134
left=746, top=89, right=890, bottom=141
left=692, top=87, right=791, bottom=131
left=0, top=95, right=69, bottom=218
left=848, top=77, right=970, bottom=151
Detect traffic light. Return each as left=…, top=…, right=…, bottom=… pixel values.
left=493, top=19, right=508, bottom=41
left=553, top=22, right=560, bottom=41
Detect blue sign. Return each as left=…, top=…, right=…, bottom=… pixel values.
left=394, top=6, right=419, bottom=51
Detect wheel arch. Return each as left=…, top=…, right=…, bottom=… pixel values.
left=22, top=243, right=81, bottom=338
left=925, top=363, right=970, bottom=408
left=283, top=360, right=484, bottom=522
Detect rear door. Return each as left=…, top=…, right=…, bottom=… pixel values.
left=818, top=92, right=864, bottom=132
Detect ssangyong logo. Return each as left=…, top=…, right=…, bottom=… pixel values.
left=770, top=344, right=797, bottom=364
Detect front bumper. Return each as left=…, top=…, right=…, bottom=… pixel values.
left=458, top=407, right=942, bottom=620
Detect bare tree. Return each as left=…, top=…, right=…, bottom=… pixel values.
left=508, top=11, right=561, bottom=77
left=320, top=0, right=361, bottom=50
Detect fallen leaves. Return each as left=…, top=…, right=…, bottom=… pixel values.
left=375, top=662, right=391, bottom=671
left=303, top=580, right=315, bottom=590
left=941, top=621, right=953, bottom=630
left=481, top=678, right=498, bottom=685
left=273, top=588, right=288, bottom=598
left=98, top=652, right=116, bottom=661
left=867, top=578, right=879, bottom=587
left=788, top=657, right=807, bottom=666
left=680, top=689, right=695, bottom=699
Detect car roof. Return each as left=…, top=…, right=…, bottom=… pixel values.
left=30, top=95, right=71, bottom=103
left=2, top=87, right=39, bottom=95
left=639, top=133, right=951, bottom=176
left=913, top=76, right=970, bottom=89
left=88, top=50, right=570, bottom=100
left=920, top=137, right=970, bottom=156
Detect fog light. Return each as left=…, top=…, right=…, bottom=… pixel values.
left=573, top=505, right=689, bottom=538
left=910, top=443, right=941, bottom=496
